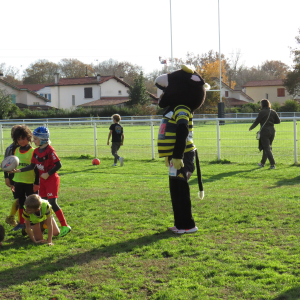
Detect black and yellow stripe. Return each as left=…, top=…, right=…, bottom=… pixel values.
left=158, top=105, right=195, bottom=158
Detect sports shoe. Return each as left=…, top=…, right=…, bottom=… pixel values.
left=174, top=226, right=198, bottom=234
left=5, top=215, right=18, bottom=227
left=167, top=226, right=178, bottom=232
left=58, top=225, right=72, bottom=237
left=112, top=163, right=117, bottom=166
left=119, top=157, right=124, bottom=167
left=257, top=163, right=265, bottom=167
left=269, top=165, right=276, bottom=169
left=12, top=223, right=25, bottom=231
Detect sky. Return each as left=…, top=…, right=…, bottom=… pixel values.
left=1, top=0, right=300, bottom=78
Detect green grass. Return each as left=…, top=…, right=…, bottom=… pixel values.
left=1, top=155, right=300, bottom=299
left=1, top=123, right=300, bottom=299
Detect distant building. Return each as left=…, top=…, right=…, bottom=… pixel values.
left=242, top=79, right=300, bottom=105
left=0, top=74, right=50, bottom=110
left=47, top=74, right=157, bottom=109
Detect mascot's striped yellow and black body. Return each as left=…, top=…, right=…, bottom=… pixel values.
left=155, top=65, right=207, bottom=234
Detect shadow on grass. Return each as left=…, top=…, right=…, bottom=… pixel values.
left=189, top=169, right=256, bottom=186
left=272, top=287, right=300, bottom=300
left=269, top=176, right=300, bottom=188
left=0, top=231, right=174, bottom=289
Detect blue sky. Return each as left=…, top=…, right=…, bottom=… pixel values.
left=1, top=0, right=300, bottom=76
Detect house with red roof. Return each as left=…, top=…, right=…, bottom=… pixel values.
left=47, top=73, right=157, bottom=109
left=0, top=74, right=50, bottom=110
left=242, top=79, right=299, bottom=105
left=16, top=83, right=52, bottom=103
left=212, top=78, right=254, bottom=107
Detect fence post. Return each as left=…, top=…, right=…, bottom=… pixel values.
left=69, top=118, right=71, bottom=129
left=94, top=122, right=97, bottom=158
left=151, top=121, right=155, bottom=160
left=294, top=118, right=298, bottom=164
left=0, top=124, right=3, bottom=156
left=217, top=119, right=221, bottom=161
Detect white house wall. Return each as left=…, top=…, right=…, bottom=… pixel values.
left=38, top=87, right=52, bottom=106
left=49, top=79, right=130, bottom=109
left=101, top=80, right=128, bottom=97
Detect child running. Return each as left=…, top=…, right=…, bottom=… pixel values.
left=10, top=126, right=71, bottom=237
left=23, top=194, right=60, bottom=246
left=107, top=114, right=124, bottom=166
left=10, top=125, right=40, bottom=231
left=4, top=125, right=21, bottom=227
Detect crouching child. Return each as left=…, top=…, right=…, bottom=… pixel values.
left=23, top=194, right=60, bottom=246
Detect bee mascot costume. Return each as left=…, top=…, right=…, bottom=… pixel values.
left=155, top=65, right=208, bottom=234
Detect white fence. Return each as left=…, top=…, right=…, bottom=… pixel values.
left=0, top=116, right=299, bottom=164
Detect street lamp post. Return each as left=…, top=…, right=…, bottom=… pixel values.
left=170, top=0, right=174, bottom=72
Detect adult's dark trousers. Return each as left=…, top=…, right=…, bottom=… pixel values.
left=111, top=142, right=121, bottom=163
left=260, top=131, right=275, bottom=165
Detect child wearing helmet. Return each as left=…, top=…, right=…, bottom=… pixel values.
left=10, top=126, right=71, bottom=237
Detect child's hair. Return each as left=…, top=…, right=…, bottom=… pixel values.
left=0, top=224, right=5, bottom=243
left=25, top=194, right=42, bottom=210
left=11, top=125, right=22, bottom=145
left=12, top=125, right=33, bottom=144
left=261, top=99, right=271, bottom=109
left=112, top=114, right=121, bottom=122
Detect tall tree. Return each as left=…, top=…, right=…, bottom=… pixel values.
left=93, top=59, right=143, bottom=85
left=0, top=89, right=15, bottom=119
left=59, top=58, right=93, bottom=78
left=127, top=72, right=150, bottom=106
left=284, top=28, right=300, bottom=96
left=0, top=63, right=22, bottom=85
left=23, top=59, right=59, bottom=84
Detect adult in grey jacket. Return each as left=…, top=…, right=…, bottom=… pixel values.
left=249, top=99, right=281, bottom=169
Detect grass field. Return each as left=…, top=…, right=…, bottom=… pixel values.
left=1, top=124, right=300, bottom=299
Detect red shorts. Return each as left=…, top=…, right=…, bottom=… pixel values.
left=39, top=174, right=60, bottom=199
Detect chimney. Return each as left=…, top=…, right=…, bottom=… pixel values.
left=85, top=67, right=88, bottom=77
left=54, top=73, right=60, bottom=85
left=0, top=73, right=3, bottom=79
left=97, top=74, right=101, bottom=82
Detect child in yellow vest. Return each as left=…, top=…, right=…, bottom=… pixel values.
left=10, top=125, right=39, bottom=231
left=4, top=125, right=22, bottom=227
left=23, top=194, right=60, bottom=246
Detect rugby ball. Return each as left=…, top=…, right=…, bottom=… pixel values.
left=1, top=155, right=19, bottom=172
left=92, top=158, right=100, bottom=165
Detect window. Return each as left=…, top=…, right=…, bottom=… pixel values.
left=72, top=95, right=75, bottom=106
left=11, top=94, right=16, bottom=104
left=33, top=102, right=40, bottom=105
left=44, top=94, right=48, bottom=99
left=118, top=90, right=122, bottom=95
left=225, top=91, right=229, bottom=98
left=277, top=88, right=285, bottom=97
left=84, top=87, right=93, bottom=98
left=265, top=93, right=268, bottom=99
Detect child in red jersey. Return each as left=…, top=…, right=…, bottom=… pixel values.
left=10, top=126, right=71, bottom=237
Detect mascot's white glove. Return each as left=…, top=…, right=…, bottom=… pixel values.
left=198, top=191, right=205, bottom=200
left=171, top=158, right=184, bottom=170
